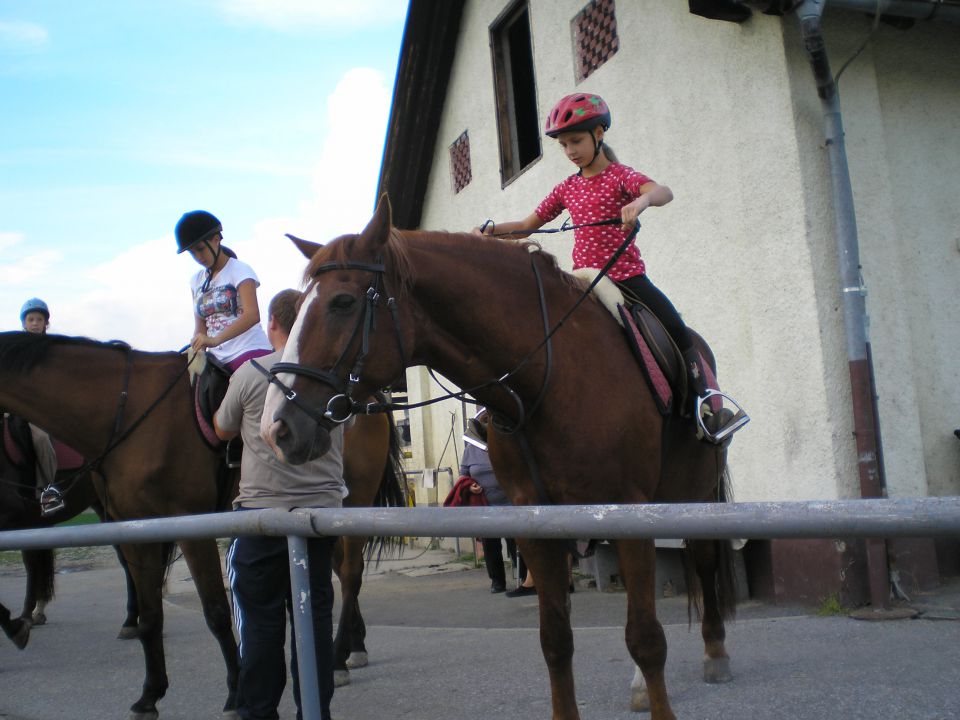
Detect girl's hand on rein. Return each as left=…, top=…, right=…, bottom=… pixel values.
left=621, top=198, right=649, bottom=234
left=191, top=333, right=216, bottom=355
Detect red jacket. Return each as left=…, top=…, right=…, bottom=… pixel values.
left=443, top=476, right=489, bottom=508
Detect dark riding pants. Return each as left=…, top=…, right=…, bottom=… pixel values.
left=616, top=274, right=694, bottom=352
left=482, top=537, right=517, bottom=587
left=228, top=533, right=336, bottom=720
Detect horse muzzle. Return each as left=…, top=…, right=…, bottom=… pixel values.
left=264, top=401, right=333, bottom=465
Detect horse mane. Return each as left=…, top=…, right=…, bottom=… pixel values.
left=302, top=228, right=415, bottom=297
left=0, top=332, right=132, bottom=376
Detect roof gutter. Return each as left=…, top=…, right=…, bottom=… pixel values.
left=820, top=0, right=960, bottom=23
left=796, top=0, right=891, bottom=609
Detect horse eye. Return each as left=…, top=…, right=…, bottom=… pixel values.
left=330, top=294, right=356, bottom=312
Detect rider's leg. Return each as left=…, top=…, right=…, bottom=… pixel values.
left=616, top=274, right=747, bottom=443
left=616, top=274, right=704, bottom=395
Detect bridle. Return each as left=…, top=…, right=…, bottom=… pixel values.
left=253, top=257, right=409, bottom=426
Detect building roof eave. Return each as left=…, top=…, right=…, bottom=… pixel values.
left=375, top=0, right=466, bottom=230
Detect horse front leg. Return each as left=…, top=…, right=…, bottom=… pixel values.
left=123, top=543, right=170, bottom=720
left=179, top=538, right=240, bottom=717
left=687, top=538, right=734, bottom=684
left=616, top=539, right=676, bottom=720
left=518, top=538, right=580, bottom=720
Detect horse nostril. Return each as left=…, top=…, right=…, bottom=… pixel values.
left=274, top=419, right=290, bottom=439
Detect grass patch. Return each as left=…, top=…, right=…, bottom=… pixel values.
left=816, top=594, right=847, bottom=616
left=56, top=510, right=101, bottom=527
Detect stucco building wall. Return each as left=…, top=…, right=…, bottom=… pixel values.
left=401, top=0, right=959, bottom=506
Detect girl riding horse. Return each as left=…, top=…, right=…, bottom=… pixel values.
left=476, top=93, right=747, bottom=443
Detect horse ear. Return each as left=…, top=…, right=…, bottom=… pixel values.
left=285, top=233, right=322, bottom=259
left=360, top=194, right=393, bottom=249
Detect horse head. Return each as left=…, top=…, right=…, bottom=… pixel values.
left=262, top=196, right=412, bottom=465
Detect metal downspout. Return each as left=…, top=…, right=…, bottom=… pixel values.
left=796, top=0, right=890, bottom=609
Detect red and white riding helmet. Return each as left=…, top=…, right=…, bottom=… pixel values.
left=544, top=93, right=611, bottom=138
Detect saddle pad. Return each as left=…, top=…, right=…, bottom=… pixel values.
left=618, top=304, right=672, bottom=415
left=3, top=418, right=25, bottom=467
left=194, top=380, right=223, bottom=450
left=53, top=440, right=85, bottom=471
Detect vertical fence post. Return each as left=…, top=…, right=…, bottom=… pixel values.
left=287, top=535, right=320, bottom=718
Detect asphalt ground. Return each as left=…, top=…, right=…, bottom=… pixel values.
left=1, top=544, right=958, bottom=720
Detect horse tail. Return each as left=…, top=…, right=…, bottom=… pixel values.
left=682, top=460, right=739, bottom=624
left=364, top=400, right=407, bottom=565
left=162, top=542, right=177, bottom=591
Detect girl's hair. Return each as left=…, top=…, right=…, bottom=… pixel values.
left=219, top=244, right=238, bottom=260
left=602, top=143, right=620, bottom=164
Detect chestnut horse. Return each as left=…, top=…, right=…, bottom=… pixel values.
left=261, top=198, right=738, bottom=720
left=0, top=332, right=404, bottom=719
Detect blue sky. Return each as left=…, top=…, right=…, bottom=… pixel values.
left=0, top=1, right=407, bottom=348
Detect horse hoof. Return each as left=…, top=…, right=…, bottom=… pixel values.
left=630, top=687, right=650, bottom=713
left=118, top=625, right=140, bottom=640
left=334, top=669, right=351, bottom=687
left=345, top=651, right=368, bottom=669
left=129, top=711, right=159, bottom=720
left=9, top=619, right=30, bottom=650
left=703, top=656, right=732, bottom=684
left=30, top=611, right=47, bottom=626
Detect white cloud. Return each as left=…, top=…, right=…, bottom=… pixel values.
left=0, top=232, right=24, bottom=251
left=0, top=248, right=63, bottom=285
left=0, top=21, right=48, bottom=47
left=216, top=0, right=407, bottom=30
left=287, top=67, right=392, bottom=240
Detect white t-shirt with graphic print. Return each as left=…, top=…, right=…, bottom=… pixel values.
left=191, top=257, right=271, bottom=363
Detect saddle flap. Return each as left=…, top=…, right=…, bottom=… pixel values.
left=194, top=357, right=231, bottom=449
left=618, top=305, right=673, bottom=415
left=52, top=440, right=85, bottom=471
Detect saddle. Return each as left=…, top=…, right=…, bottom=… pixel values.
left=3, top=416, right=85, bottom=476
left=190, top=352, right=243, bottom=468
left=570, top=269, right=722, bottom=420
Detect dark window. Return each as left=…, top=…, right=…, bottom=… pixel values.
left=449, top=131, right=472, bottom=194
left=490, top=1, right=541, bottom=186
left=573, top=0, right=619, bottom=82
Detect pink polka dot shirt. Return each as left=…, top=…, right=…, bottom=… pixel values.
left=535, top=163, right=653, bottom=281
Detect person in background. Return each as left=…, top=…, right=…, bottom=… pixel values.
left=214, top=289, right=345, bottom=720
left=459, top=411, right=518, bottom=594
left=16, top=299, right=59, bottom=513
left=175, top=210, right=272, bottom=371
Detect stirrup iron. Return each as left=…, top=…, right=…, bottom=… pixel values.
left=695, top=390, right=750, bottom=445
left=40, top=486, right=65, bottom=517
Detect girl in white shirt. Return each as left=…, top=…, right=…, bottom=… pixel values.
left=175, top=210, right=272, bottom=371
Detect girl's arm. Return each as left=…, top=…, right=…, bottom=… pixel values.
left=621, top=182, right=673, bottom=233
left=191, top=279, right=262, bottom=353
left=472, top=212, right=545, bottom=240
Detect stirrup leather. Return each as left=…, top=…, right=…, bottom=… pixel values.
left=695, top=390, right=750, bottom=445
left=39, top=486, right=65, bottom=517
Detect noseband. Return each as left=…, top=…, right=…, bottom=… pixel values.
left=254, top=257, right=407, bottom=425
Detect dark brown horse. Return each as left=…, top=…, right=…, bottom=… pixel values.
left=261, top=198, right=738, bottom=720
left=0, top=419, right=141, bottom=640
left=0, top=332, right=404, bottom=719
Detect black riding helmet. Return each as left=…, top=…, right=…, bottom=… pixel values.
left=175, top=210, right=222, bottom=254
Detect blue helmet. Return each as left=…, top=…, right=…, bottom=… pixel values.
left=20, top=297, right=50, bottom=323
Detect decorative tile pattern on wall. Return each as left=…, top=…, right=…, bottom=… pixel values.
left=574, top=0, right=619, bottom=82
left=450, top=131, right=472, bottom=194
